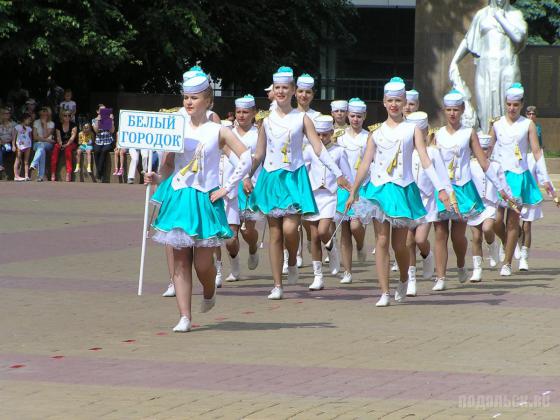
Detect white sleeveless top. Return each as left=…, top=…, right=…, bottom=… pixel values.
left=435, top=126, right=473, bottom=186
left=370, top=121, right=416, bottom=187
left=303, top=143, right=351, bottom=194
left=492, top=116, right=531, bottom=174
left=337, top=128, right=369, bottom=183
left=412, top=146, right=447, bottom=198
left=171, top=121, right=221, bottom=192
left=263, top=109, right=305, bottom=172
left=470, top=158, right=498, bottom=204
left=234, top=125, right=261, bottom=185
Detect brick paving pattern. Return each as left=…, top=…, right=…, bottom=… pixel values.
left=1, top=182, right=559, bottom=418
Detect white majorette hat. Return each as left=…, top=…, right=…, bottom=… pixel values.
left=221, top=120, right=233, bottom=128
left=443, top=89, right=464, bottom=107
left=264, top=84, right=273, bottom=92
left=273, top=66, right=294, bottom=84
left=313, top=115, right=334, bottom=133
left=182, top=71, right=210, bottom=94
left=297, top=73, right=314, bottom=89
left=406, top=89, right=419, bottom=102
left=478, top=133, right=492, bottom=148
left=406, top=111, right=428, bottom=130
left=348, top=97, right=367, bottom=113
left=183, top=65, right=204, bottom=82
left=384, top=76, right=406, bottom=98
left=235, top=94, right=256, bottom=109
left=331, top=100, right=348, bottom=112
left=506, top=83, right=524, bottom=101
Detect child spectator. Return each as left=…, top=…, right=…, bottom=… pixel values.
left=30, top=106, right=55, bottom=182
left=0, top=107, right=16, bottom=174
left=113, top=136, right=126, bottom=177
left=51, top=110, right=77, bottom=182
left=92, top=104, right=114, bottom=182
left=59, top=89, right=77, bottom=122
left=75, top=122, right=94, bottom=174
left=12, top=113, right=33, bottom=181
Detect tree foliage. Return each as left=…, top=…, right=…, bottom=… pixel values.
left=0, top=0, right=355, bottom=99
left=516, top=0, right=560, bottom=45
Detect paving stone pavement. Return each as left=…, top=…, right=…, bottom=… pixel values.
left=1, top=182, right=559, bottom=419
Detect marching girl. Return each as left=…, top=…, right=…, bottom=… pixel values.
left=303, top=115, right=352, bottom=290
left=331, top=100, right=349, bottom=133
left=490, top=83, right=556, bottom=276
left=404, top=89, right=420, bottom=116
left=291, top=73, right=322, bottom=270
left=431, top=89, right=512, bottom=291
left=467, top=133, right=502, bottom=282
left=405, top=111, right=450, bottom=296
left=244, top=66, right=350, bottom=300
left=146, top=72, right=251, bottom=331
left=346, top=77, right=453, bottom=307
left=233, top=95, right=263, bottom=273
left=335, top=98, right=369, bottom=284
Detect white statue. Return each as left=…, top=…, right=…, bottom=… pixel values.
left=449, top=0, right=528, bottom=133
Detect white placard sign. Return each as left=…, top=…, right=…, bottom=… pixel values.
left=118, top=110, right=185, bottom=152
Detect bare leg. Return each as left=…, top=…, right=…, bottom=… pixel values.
left=166, top=246, right=174, bottom=281
left=283, top=215, right=301, bottom=266
left=309, top=221, right=321, bottom=261
left=471, top=225, right=483, bottom=257
left=374, top=220, right=391, bottom=293
left=225, top=224, right=240, bottom=258
left=504, top=209, right=520, bottom=265
left=406, top=229, right=417, bottom=267
left=391, top=227, right=409, bottom=282
left=241, top=220, right=258, bottom=254
left=450, top=220, right=468, bottom=268
left=494, top=207, right=507, bottom=246
left=521, top=221, right=532, bottom=248
left=415, top=223, right=432, bottom=258
left=482, top=218, right=496, bottom=245
left=340, top=222, right=352, bottom=273
left=193, top=247, right=217, bottom=299
left=434, top=221, right=449, bottom=278
left=173, top=248, right=193, bottom=318
left=268, top=217, right=284, bottom=287
left=350, top=219, right=365, bottom=252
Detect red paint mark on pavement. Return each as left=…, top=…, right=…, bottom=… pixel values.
left=155, top=332, right=168, bottom=336
left=10, top=364, right=25, bottom=368
left=242, top=311, right=255, bottom=315
left=192, top=324, right=200, bottom=328
left=269, top=305, right=280, bottom=310
left=122, top=340, right=136, bottom=343
left=295, top=301, right=304, bottom=304
left=214, top=317, right=228, bottom=321
left=50, top=356, right=64, bottom=359
left=88, top=347, right=102, bottom=351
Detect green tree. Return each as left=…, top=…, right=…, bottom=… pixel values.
left=516, top=0, right=560, bottom=45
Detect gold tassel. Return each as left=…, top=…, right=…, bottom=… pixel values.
left=368, top=122, right=381, bottom=133
left=514, top=144, right=522, bottom=161
left=448, top=159, right=455, bottom=180
left=179, top=156, right=199, bottom=176
left=354, top=155, right=361, bottom=170
left=386, top=143, right=400, bottom=174
left=281, top=143, right=289, bottom=163
left=333, top=127, right=345, bottom=139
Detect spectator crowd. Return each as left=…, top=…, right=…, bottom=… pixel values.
left=0, top=81, right=161, bottom=184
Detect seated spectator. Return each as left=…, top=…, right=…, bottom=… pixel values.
left=526, top=106, right=543, bottom=149
left=113, top=133, right=126, bottom=177
left=12, top=113, right=33, bottom=181
left=59, top=88, right=77, bottom=123
left=20, top=98, right=37, bottom=122
left=92, top=104, right=114, bottom=182
left=0, top=107, right=16, bottom=174
left=51, top=110, right=77, bottom=182
left=30, top=107, right=55, bottom=182
left=127, top=148, right=149, bottom=184
left=75, top=123, right=94, bottom=174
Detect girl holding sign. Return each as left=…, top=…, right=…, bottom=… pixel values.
left=145, top=71, right=251, bottom=332
left=244, top=66, right=350, bottom=300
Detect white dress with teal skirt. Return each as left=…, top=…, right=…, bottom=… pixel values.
left=434, top=126, right=485, bottom=220
left=354, top=121, right=427, bottom=228
left=492, top=116, right=542, bottom=215
left=248, top=109, right=318, bottom=218
left=151, top=121, right=232, bottom=248
left=336, top=127, right=369, bottom=221
left=234, top=126, right=263, bottom=221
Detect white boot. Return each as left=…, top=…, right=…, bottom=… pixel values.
left=514, top=243, right=521, bottom=260
left=267, top=286, right=284, bottom=300
left=215, top=260, right=223, bottom=288
left=162, top=281, right=175, bottom=297
left=519, top=246, right=529, bottom=271
left=309, top=261, right=324, bottom=291
left=432, top=277, right=446, bottom=291
left=328, top=242, right=340, bottom=275
left=394, top=280, right=407, bottom=302
left=499, top=243, right=506, bottom=262
left=500, top=264, right=512, bottom=276
left=422, top=251, right=435, bottom=280
left=376, top=292, right=390, bottom=307
left=226, top=254, right=240, bottom=281
left=406, top=266, right=417, bottom=296
left=487, top=240, right=499, bottom=268
left=282, top=249, right=289, bottom=274
left=297, top=241, right=304, bottom=267
left=287, top=265, right=299, bottom=285
left=173, top=316, right=191, bottom=332
left=339, top=271, right=352, bottom=284
left=470, top=256, right=482, bottom=282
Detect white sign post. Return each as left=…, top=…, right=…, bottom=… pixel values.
left=118, top=110, right=185, bottom=296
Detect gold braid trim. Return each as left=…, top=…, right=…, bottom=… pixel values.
left=255, top=110, right=271, bottom=122
left=368, top=122, right=382, bottom=133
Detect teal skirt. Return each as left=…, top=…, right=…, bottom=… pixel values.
left=505, top=170, right=542, bottom=206
left=151, top=177, right=232, bottom=248
left=249, top=166, right=318, bottom=217
left=237, top=183, right=264, bottom=221
left=336, top=188, right=356, bottom=219
left=355, top=181, right=427, bottom=228
left=436, top=180, right=485, bottom=220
